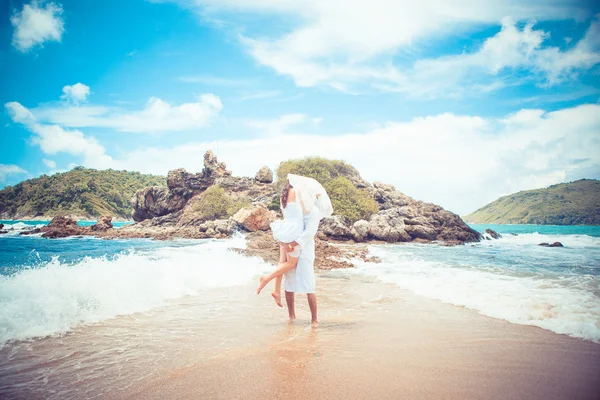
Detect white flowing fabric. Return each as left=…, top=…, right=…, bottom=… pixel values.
left=287, top=174, right=333, bottom=218
left=283, top=173, right=332, bottom=294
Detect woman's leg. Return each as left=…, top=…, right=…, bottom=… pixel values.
left=272, top=245, right=287, bottom=307
left=257, top=253, right=299, bottom=295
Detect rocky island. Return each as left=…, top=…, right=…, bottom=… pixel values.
left=15, top=151, right=481, bottom=267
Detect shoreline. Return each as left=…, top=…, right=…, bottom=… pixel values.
left=0, top=216, right=134, bottom=222
left=122, top=275, right=600, bottom=399
left=2, top=272, right=597, bottom=399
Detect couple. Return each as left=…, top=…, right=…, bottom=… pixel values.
left=256, top=173, right=333, bottom=327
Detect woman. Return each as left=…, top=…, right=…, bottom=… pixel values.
left=257, top=174, right=333, bottom=307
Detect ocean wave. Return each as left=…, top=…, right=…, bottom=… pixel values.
left=480, top=232, right=600, bottom=248
left=0, top=236, right=268, bottom=347
left=352, top=245, right=600, bottom=342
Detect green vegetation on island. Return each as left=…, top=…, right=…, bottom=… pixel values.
left=464, top=179, right=600, bottom=225
left=0, top=167, right=166, bottom=220
left=193, top=185, right=251, bottom=221
left=276, top=157, right=379, bottom=223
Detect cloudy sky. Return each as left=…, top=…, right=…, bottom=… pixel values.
left=1, top=0, right=599, bottom=214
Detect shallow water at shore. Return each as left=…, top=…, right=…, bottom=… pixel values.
left=2, top=274, right=598, bottom=400
left=1, top=225, right=599, bottom=398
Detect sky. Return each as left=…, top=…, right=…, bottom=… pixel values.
left=1, top=0, right=599, bottom=215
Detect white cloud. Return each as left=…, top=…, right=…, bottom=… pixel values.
left=91, top=103, right=600, bottom=215
left=61, top=83, right=90, bottom=104
left=42, top=159, right=57, bottom=169
left=32, top=93, right=223, bottom=133
left=169, top=1, right=598, bottom=95
left=0, top=164, right=28, bottom=183
left=393, top=16, right=600, bottom=97
left=11, top=1, right=65, bottom=52
left=5, top=102, right=114, bottom=169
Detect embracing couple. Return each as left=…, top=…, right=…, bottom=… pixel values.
left=256, top=174, right=333, bottom=327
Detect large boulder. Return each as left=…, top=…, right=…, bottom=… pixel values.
left=368, top=209, right=412, bottom=242
left=371, top=182, right=415, bottom=210
left=199, top=218, right=237, bottom=236
left=41, top=216, right=85, bottom=238
left=90, top=216, right=113, bottom=231
left=351, top=220, right=370, bottom=242
left=233, top=205, right=276, bottom=232
left=131, top=186, right=186, bottom=222
left=320, top=215, right=352, bottom=240
left=255, top=166, right=274, bottom=183
left=404, top=224, right=438, bottom=240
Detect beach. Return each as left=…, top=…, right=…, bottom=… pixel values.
left=3, top=272, right=598, bottom=400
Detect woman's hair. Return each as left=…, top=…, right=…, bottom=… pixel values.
left=280, top=180, right=293, bottom=209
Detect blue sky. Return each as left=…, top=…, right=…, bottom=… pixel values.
left=1, top=0, right=599, bottom=214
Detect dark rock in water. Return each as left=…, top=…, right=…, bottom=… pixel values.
left=0, top=230, right=7, bottom=234
left=90, top=216, right=113, bottom=231
left=485, top=229, right=501, bottom=239
left=255, top=166, right=274, bottom=183
left=0, top=223, right=3, bottom=230
left=41, top=216, right=86, bottom=238
left=539, top=242, right=564, bottom=247
left=19, top=228, right=41, bottom=235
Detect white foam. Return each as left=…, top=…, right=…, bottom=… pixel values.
left=484, top=232, right=600, bottom=248
left=352, top=245, right=600, bottom=342
left=0, top=236, right=269, bottom=347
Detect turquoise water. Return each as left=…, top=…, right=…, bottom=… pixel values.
left=0, top=219, right=133, bottom=228
left=470, top=223, right=600, bottom=237
left=0, top=222, right=599, bottom=346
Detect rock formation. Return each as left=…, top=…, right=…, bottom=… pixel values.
left=255, top=166, right=274, bottom=183
left=23, top=150, right=480, bottom=247
left=539, top=242, right=564, bottom=247
left=90, top=216, right=113, bottom=231
left=233, top=205, right=276, bottom=232
left=485, top=229, right=501, bottom=239
left=319, top=183, right=480, bottom=244
left=41, top=216, right=86, bottom=238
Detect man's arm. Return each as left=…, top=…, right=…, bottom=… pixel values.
left=290, top=209, right=321, bottom=250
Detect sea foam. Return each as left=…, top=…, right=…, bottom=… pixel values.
left=0, top=236, right=268, bottom=347
left=352, top=238, right=600, bottom=342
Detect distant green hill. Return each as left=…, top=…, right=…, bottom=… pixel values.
left=0, top=167, right=165, bottom=220
left=464, top=179, right=600, bottom=225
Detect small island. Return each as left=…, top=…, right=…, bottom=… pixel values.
left=464, top=179, right=600, bottom=225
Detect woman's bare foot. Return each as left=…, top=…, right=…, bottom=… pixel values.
left=271, top=292, right=283, bottom=307
left=256, top=276, right=268, bottom=294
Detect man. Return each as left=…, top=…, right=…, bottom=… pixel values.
left=283, top=206, right=321, bottom=327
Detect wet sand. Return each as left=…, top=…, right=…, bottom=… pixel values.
left=119, top=273, right=600, bottom=400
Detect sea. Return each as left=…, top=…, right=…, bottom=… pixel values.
left=0, top=220, right=599, bottom=396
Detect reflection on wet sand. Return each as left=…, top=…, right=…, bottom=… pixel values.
left=2, top=274, right=599, bottom=400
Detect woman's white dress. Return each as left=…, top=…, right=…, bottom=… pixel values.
left=270, top=201, right=304, bottom=257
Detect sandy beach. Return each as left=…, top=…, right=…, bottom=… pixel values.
left=1, top=267, right=599, bottom=400
left=11, top=269, right=587, bottom=400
